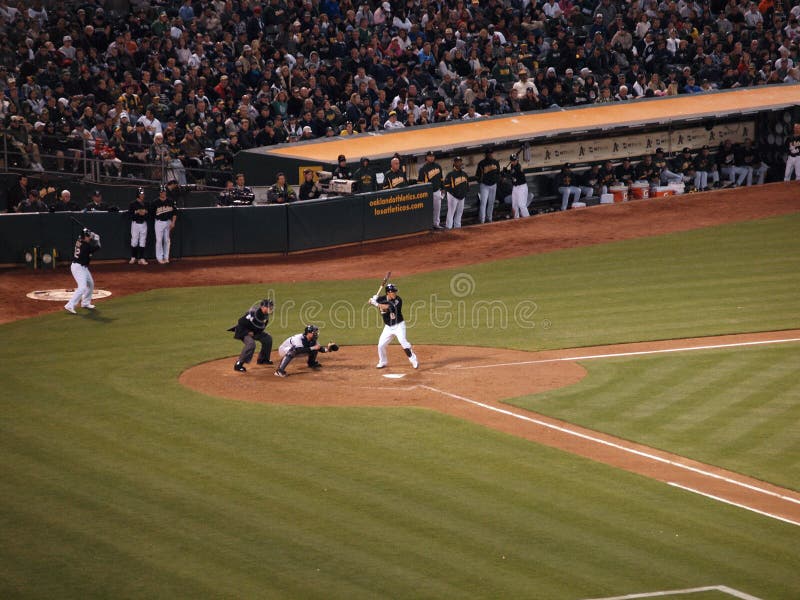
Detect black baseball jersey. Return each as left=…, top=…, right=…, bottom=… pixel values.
left=444, top=168, right=469, bottom=199
left=333, top=165, right=353, bottom=179
left=152, top=197, right=177, bottom=221
left=788, top=134, right=800, bottom=157
left=615, top=162, right=636, bottom=184
left=476, top=156, right=501, bottom=185
left=234, top=305, right=270, bottom=339
left=418, top=161, right=444, bottom=190
left=555, top=169, right=576, bottom=188
left=376, top=294, right=404, bottom=326
left=507, top=163, right=526, bottom=186
left=354, top=166, right=376, bottom=192
left=84, top=200, right=110, bottom=212
left=382, top=168, right=408, bottom=189
left=694, top=153, right=714, bottom=172
left=72, top=236, right=100, bottom=266
left=129, top=199, right=149, bottom=223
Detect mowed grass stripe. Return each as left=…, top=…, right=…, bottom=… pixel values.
left=511, top=344, right=800, bottom=489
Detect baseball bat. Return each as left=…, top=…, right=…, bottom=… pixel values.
left=70, top=216, right=87, bottom=230
left=375, top=271, right=391, bottom=296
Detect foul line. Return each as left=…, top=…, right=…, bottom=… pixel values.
left=583, top=584, right=762, bottom=600
left=453, top=337, right=800, bottom=370
left=667, top=482, right=800, bottom=527
left=418, top=385, right=800, bottom=523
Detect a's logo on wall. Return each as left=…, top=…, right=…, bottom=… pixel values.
left=26, top=289, right=113, bottom=302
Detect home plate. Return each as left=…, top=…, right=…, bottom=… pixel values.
left=382, top=373, right=406, bottom=379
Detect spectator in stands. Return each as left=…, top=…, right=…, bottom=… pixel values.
left=268, top=172, right=296, bottom=204
left=50, top=189, right=79, bottom=212
left=5, top=175, right=29, bottom=213
left=17, top=189, right=49, bottom=213
left=84, top=189, right=111, bottom=212
left=299, top=169, right=323, bottom=200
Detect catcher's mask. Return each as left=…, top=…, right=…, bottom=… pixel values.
left=304, top=324, right=319, bottom=335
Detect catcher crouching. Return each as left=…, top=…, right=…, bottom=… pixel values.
left=275, top=325, right=338, bottom=377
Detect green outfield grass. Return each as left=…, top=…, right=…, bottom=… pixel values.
left=1, top=214, right=798, bottom=598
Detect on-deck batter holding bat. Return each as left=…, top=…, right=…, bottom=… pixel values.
left=369, top=281, right=418, bottom=370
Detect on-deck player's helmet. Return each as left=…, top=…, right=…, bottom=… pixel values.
left=304, top=324, right=319, bottom=335
left=137, top=187, right=145, bottom=197
left=385, top=284, right=398, bottom=293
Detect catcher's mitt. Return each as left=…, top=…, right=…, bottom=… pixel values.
left=321, top=343, right=339, bottom=353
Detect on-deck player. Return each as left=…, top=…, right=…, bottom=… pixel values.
left=369, top=283, right=418, bottom=369
left=64, top=228, right=100, bottom=314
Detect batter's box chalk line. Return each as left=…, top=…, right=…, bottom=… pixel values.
left=582, top=584, right=763, bottom=600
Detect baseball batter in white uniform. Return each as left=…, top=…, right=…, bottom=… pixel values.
left=369, top=283, right=418, bottom=369
left=64, top=228, right=100, bottom=314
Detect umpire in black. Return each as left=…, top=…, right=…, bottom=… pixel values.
left=230, top=299, right=274, bottom=373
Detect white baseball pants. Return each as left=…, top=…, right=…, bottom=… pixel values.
left=511, top=183, right=530, bottom=218
left=478, top=183, right=497, bottom=223
left=785, top=155, right=800, bottom=181
left=377, top=322, right=416, bottom=366
left=154, top=220, right=171, bottom=262
left=66, top=263, right=94, bottom=310
left=445, top=192, right=464, bottom=229
left=432, top=190, right=442, bottom=227
left=131, top=221, right=147, bottom=248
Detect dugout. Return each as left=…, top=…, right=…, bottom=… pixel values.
left=235, top=84, right=800, bottom=188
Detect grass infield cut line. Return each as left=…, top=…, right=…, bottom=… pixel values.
left=667, top=482, right=800, bottom=527
left=418, top=385, right=800, bottom=524
left=582, top=584, right=763, bottom=600
left=454, top=337, right=800, bottom=370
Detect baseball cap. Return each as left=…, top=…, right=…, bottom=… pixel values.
left=510, top=153, right=518, bottom=161
left=453, top=156, right=463, bottom=162
left=426, top=150, right=435, bottom=157
left=338, top=154, right=346, bottom=161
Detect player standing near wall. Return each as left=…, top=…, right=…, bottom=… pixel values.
left=152, top=185, right=177, bottom=264
left=417, top=150, right=444, bottom=229
left=786, top=123, right=800, bottom=181
left=128, top=187, right=149, bottom=265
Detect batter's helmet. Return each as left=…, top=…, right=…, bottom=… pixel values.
left=385, top=284, right=398, bottom=293
left=304, top=324, right=319, bottom=335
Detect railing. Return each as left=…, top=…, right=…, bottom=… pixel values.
left=0, top=131, right=233, bottom=191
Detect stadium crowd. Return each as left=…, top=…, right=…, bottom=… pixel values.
left=0, top=0, right=798, bottom=188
